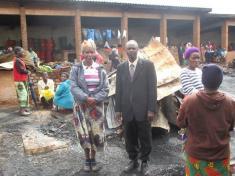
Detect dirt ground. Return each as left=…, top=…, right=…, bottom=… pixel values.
left=0, top=73, right=235, bottom=176
left=0, top=107, right=184, bottom=176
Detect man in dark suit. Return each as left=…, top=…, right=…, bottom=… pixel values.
left=115, top=40, right=157, bottom=175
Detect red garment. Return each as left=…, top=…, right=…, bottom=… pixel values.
left=177, top=90, right=235, bottom=161
left=13, top=57, right=28, bottom=81
left=80, top=52, right=104, bottom=64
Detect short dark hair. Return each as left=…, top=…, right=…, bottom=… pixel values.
left=61, top=72, right=69, bottom=78
left=14, top=46, right=23, bottom=55
left=202, top=64, right=223, bottom=90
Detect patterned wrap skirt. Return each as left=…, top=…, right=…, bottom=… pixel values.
left=73, top=102, right=104, bottom=151
left=185, top=154, right=230, bottom=176
left=15, top=81, right=29, bottom=108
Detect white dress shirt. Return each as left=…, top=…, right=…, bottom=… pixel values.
left=128, top=57, right=139, bottom=73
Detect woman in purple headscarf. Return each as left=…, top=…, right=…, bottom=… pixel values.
left=180, top=47, right=203, bottom=95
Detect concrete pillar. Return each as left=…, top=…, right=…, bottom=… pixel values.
left=121, top=12, right=128, bottom=47
left=160, top=14, right=167, bottom=46
left=221, top=21, right=228, bottom=50
left=20, top=7, right=28, bottom=50
left=75, top=9, right=81, bottom=61
left=193, top=16, right=200, bottom=47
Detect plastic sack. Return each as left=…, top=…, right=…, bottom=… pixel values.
left=105, top=97, right=121, bottom=129
left=42, top=89, right=54, bottom=101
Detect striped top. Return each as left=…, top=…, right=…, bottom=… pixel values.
left=180, top=67, right=203, bottom=95
left=83, top=62, right=100, bottom=92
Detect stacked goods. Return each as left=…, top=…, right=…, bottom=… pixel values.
left=0, top=53, right=13, bottom=63
left=0, top=51, right=34, bottom=68
left=37, top=65, right=53, bottom=73
left=1, top=49, right=55, bottom=69
left=22, top=50, right=35, bottom=67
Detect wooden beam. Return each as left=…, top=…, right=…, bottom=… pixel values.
left=121, top=12, right=128, bottom=47
left=25, top=8, right=75, bottom=16
left=193, top=16, right=200, bottom=47
left=80, top=11, right=122, bottom=17
left=221, top=21, right=228, bottom=50
left=0, top=7, right=20, bottom=15
left=20, top=7, right=28, bottom=50
left=74, top=9, right=82, bottom=61
left=165, top=14, right=195, bottom=20
left=227, top=21, right=235, bottom=26
left=160, top=14, right=167, bottom=46
left=126, top=12, right=161, bottom=19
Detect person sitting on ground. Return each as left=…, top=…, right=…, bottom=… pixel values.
left=37, top=72, right=55, bottom=108
left=177, top=64, right=235, bottom=176
left=53, top=72, right=74, bottom=111
left=180, top=47, right=203, bottom=96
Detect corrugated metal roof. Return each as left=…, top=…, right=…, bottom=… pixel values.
left=70, top=0, right=211, bottom=13
left=67, top=0, right=211, bottom=13
left=72, top=0, right=235, bottom=15
left=71, top=0, right=210, bottom=9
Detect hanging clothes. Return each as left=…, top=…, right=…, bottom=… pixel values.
left=122, top=30, right=127, bottom=39
left=94, top=29, right=103, bottom=41
left=104, top=41, right=110, bottom=49
left=117, top=30, right=121, bottom=39
left=87, top=29, right=95, bottom=41
left=106, top=29, right=112, bottom=41
left=82, top=28, right=88, bottom=40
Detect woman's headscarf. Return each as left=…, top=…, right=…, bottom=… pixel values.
left=81, top=39, right=96, bottom=53
left=184, top=47, right=199, bottom=60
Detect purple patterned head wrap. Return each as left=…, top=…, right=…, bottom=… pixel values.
left=184, top=47, right=199, bottom=60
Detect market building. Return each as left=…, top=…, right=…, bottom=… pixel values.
left=1, top=0, right=235, bottom=105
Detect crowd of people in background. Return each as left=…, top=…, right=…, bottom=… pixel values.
left=177, top=41, right=227, bottom=66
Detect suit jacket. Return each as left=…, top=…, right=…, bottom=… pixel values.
left=115, top=57, right=157, bottom=122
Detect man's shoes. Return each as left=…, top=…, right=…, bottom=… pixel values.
left=140, top=161, right=150, bottom=176
left=124, top=160, right=139, bottom=173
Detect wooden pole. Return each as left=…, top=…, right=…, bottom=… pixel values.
left=121, top=12, right=128, bottom=47
left=75, top=9, right=81, bottom=61
left=160, top=14, right=167, bottom=46
left=221, top=21, right=228, bottom=50
left=193, top=16, right=200, bottom=47
left=20, top=7, right=28, bottom=50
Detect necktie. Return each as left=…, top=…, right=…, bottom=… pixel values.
left=129, top=64, right=135, bottom=81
